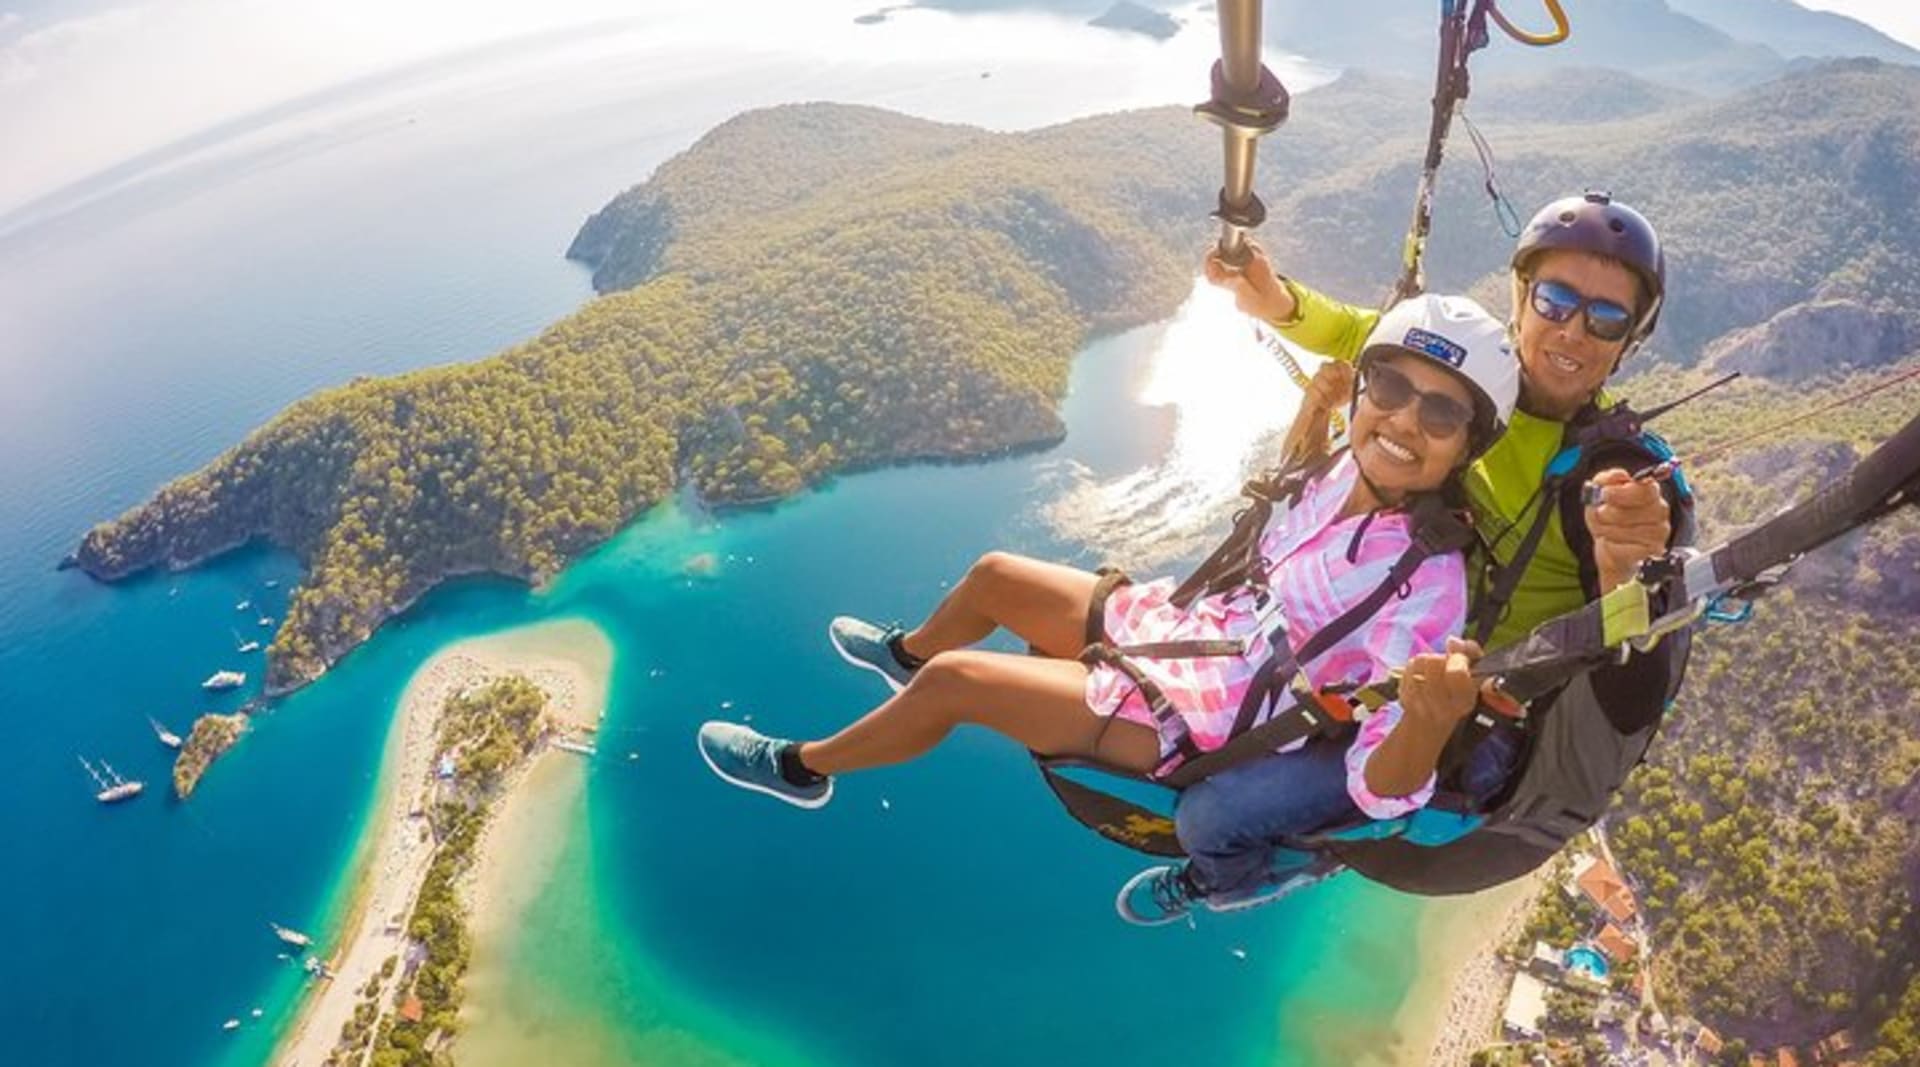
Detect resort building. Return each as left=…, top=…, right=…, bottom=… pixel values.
left=1695, top=1026, right=1724, bottom=1058
left=1526, top=940, right=1563, bottom=980
left=399, top=995, right=424, bottom=1024
left=1571, top=854, right=1639, bottom=925
left=1596, top=923, right=1638, bottom=963
left=1503, top=971, right=1549, bottom=1040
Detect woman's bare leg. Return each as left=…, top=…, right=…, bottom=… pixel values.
left=902, top=552, right=1101, bottom=661
left=797, top=650, right=1160, bottom=776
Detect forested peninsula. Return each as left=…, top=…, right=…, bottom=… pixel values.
left=69, top=58, right=1920, bottom=1054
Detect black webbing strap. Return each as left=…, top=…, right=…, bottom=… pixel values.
left=1078, top=643, right=1204, bottom=772
left=1470, top=481, right=1558, bottom=646
left=1165, top=500, right=1475, bottom=789
left=1169, top=455, right=1333, bottom=611
left=1706, top=409, right=1920, bottom=595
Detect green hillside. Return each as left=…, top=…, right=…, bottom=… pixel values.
left=1604, top=363, right=1920, bottom=1054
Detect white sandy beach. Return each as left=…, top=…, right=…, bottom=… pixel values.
left=1402, top=872, right=1550, bottom=1067
left=273, top=618, right=612, bottom=1067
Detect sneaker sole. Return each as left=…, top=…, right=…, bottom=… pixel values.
left=827, top=619, right=907, bottom=694
left=1204, top=869, right=1336, bottom=913
left=696, top=728, right=834, bottom=810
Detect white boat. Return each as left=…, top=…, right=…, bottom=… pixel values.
left=237, top=640, right=260, bottom=653
left=257, top=616, right=274, bottom=627
left=552, top=738, right=597, bottom=757
left=149, top=716, right=183, bottom=750
left=270, top=922, right=313, bottom=948
left=222, top=1019, right=240, bottom=1032
left=235, top=599, right=251, bottom=611
left=250, top=1008, right=263, bottom=1018
left=202, top=670, right=247, bottom=691
left=264, top=580, right=279, bottom=588
left=79, top=756, right=144, bottom=803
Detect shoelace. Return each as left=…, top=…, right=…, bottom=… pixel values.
left=1150, top=869, right=1196, bottom=917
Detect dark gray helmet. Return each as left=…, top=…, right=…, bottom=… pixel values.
left=1511, top=191, right=1665, bottom=344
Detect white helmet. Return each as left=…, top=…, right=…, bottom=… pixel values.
left=1357, top=293, right=1519, bottom=460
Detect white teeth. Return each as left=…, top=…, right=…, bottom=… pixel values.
left=1548, top=351, right=1581, bottom=373
left=1375, top=436, right=1416, bottom=462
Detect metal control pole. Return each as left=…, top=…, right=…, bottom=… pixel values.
left=1196, top=0, right=1288, bottom=267
left=1215, top=0, right=1265, bottom=263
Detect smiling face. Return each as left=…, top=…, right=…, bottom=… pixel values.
left=1350, top=350, right=1476, bottom=501
left=1511, top=249, right=1643, bottom=420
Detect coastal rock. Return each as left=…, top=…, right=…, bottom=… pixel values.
left=172, top=713, right=248, bottom=799
left=1087, top=2, right=1179, bottom=40
left=1704, top=299, right=1917, bottom=381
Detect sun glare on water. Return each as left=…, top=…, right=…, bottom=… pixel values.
left=1044, top=280, right=1321, bottom=568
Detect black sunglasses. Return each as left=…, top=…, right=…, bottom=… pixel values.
left=1361, top=361, right=1476, bottom=440
left=1529, top=278, right=1636, bottom=343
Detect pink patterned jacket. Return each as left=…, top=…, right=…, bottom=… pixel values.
left=1085, top=452, right=1466, bottom=819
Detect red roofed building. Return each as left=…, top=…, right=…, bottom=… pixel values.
left=1778, top=1047, right=1803, bottom=1067
left=1696, top=1027, right=1724, bottom=1057
left=399, top=995, right=424, bottom=1024
left=1576, top=856, right=1638, bottom=924
left=1597, top=923, right=1638, bottom=963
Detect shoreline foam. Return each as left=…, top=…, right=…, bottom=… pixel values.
left=271, top=617, right=612, bottom=1066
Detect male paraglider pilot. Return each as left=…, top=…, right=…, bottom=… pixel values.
left=1111, top=192, right=1695, bottom=924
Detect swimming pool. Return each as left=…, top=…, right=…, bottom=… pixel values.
left=1565, top=944, right=1611, bottom=981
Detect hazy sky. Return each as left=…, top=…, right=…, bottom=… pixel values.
left=1799, top=1, right=1920, bottom=51
left=3, top=0, right=1918, bottom=218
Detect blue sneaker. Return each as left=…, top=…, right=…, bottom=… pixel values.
left=696, top=722, right=833, bottom=809
left=1115, top=864, right=1204, bottom=926
left=829, top=616, right=918, bottom=692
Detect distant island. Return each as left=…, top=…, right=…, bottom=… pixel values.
left=70, top=59, right=1920, bottom=1057
left=1088, top=2, right=1179, bottom=40
left=172, top=713, right=247, bottom=798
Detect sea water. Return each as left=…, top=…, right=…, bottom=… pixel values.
left=0, top=6, right=1439, bottom=1066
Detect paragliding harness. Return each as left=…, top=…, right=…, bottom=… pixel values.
left=1034, top=449, right=1479, bottom=855
left=1033, top=406, right=1920, bottom=897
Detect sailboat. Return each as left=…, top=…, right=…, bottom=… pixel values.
left=232, top=629, right=260, bottom=654
left=148, top=716, right=183, bottom=750
left=79, top=756, right=144, bottom=803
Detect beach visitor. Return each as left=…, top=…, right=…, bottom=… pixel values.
left=697, top=295, right=1519, bottom=886
left=1143, top=191, right=1698, bottom=915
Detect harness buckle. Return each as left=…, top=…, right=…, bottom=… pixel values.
left=1704, top=558, right=1797, bottom=626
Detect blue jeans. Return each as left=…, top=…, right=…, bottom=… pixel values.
left=1174, top=736, right=1363, bottom=897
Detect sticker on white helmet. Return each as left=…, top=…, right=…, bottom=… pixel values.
left=1402, top=327, right=1467, bottom=368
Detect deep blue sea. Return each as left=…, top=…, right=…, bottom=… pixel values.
left=0, top=9, right=1447, bottom=1067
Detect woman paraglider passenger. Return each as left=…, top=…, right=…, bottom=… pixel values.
left=697, top=294, right=1519, bottom=921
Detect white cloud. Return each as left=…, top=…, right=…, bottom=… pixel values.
left=0, top=7, right=143, bottom=86
left=0, top=0, right=653, bottom=214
